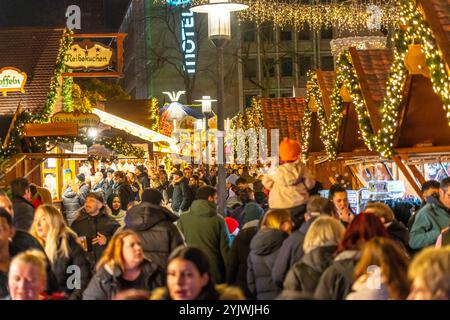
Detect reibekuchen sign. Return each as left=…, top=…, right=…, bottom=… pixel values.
left=65, top=40, right=113, bottom=70
left=0, top=67, right=27, bottom=97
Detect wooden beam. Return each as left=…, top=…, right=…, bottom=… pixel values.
left=2, top=103, right=22, bottom=149
left=392, top=155, right=423, bottom=200
left=408, top=163, right=426, bottom=186
left=20, top=153, right=88, bottom=160
left=23, top=123, right=78, bottom=137
left=394, top=145, right=450, bottom=155
left=348, top=164, right=369, bottom=188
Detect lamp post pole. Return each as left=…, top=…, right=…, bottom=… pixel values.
left=191, top=0, right=248, bottom=216
left=203, top=109, right=210, bottom=177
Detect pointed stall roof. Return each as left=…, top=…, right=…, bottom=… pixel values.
left=0, top=27, right=64, bottom=116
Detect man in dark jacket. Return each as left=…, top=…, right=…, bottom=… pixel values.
left=272, top=196, right=333, bottom=288
left=171, top=170, right=194, bottom=214
left=113, top=171, right=133, bottom=211
left=0, top=194, right=59, bottom=295
left=71, top=192, right=120, bottom=268
left=125, top=189, right=184, bottom=269
left=10, top=178, right=35, bottom=232
left=135, top=165, right=150, bottom=190
left=177, top=186, right=229, bottom=283
left=76, top=174, right=90, bottom=206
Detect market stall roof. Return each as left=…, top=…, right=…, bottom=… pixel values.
left=92, top=108, right=176, bottom=145
left=349, top=48, right=393, bottom=133
left=316, top=70, right=335, bottom=118
left=0, top=27, right=64, bottom=116
left=418, top=0, right=450, bottom=66
left=260, top=97, right=306, bottom=144
left=160, top=102, right=204, bottom=120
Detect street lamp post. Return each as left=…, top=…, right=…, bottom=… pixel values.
left=195, top=96, right=216, bottom=177
left=191, top=0, right=248, bottom=216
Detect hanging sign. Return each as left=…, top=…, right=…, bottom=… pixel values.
left=51, top=112, right=100, bottom=127
left=0, top=67, right=27, bottom=97
left=65, top=40, right=114, bottom=70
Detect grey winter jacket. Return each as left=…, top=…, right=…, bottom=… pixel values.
left=62, top=187, right=81, bottom=226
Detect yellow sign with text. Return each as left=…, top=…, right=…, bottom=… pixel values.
left=65, top=40, right=113, bottom=70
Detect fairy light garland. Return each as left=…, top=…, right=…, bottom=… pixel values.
left=149, top=97, right=160, bottom=131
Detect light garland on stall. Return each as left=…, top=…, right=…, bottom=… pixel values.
left=149, top=97, right=160, bottom=132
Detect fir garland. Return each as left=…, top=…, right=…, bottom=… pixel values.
left=149, top=97, right=160, bottom=131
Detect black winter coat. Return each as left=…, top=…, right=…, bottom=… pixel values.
left=315, top=250, right=360, bottom=300
left=125, top=202, right=184, bottom=269
left=71, top=208, right=120, bottom=268
left=226, top=223, right=258, bottom=298
left=283, top=245, right=337, bottom=294
left=113, top=182, right=133, bottom=210
left=9, top=230, right=59, bottom=294
left=62, top=187, right=81, bottom=226
left=247, top=228, right=287, bottom=300
left=51, top=233, right=92, bottom=299
left=272, top=218, right=313, bottom=287
left=387, top=220, right=410, bottom=252
left=83, top=259, right=164, bottom=300
left=11, top=196, right=35, bottom=232
left=171, top=177, right=193, bottom=212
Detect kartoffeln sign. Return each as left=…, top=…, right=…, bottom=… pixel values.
left=0, top=67, right=27, bottom=96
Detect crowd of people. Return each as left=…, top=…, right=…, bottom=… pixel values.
left=0, top=137, right=449, bottom=300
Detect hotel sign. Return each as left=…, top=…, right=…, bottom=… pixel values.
left=51, top=112, right=100, bottom=128
left=0, top=67, right=27, bottom=96
left=65, top=40, right=114, bottom=70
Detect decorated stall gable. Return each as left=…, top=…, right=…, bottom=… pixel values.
left=65, top=40, right=113, bottom=70
left=0, top=67, right=27, bottom=96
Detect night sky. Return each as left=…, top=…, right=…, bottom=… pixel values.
left=0, top=0, right=131, bottom=32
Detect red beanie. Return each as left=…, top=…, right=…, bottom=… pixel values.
left=279, top=137, right=301, bottom=162
left=224, top=217, right=240, bottom=236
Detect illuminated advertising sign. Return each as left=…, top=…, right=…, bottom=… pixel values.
left=181, top=8, right=196, bottom=75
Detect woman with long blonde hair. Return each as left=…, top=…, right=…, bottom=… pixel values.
left=83, top=229, right=164, bottom=300
left=247, top=209, right=293, bottom=299
left=29, top=204, right=91, bottom=299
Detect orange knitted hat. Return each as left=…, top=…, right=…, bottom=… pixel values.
left=279, top=137, right=301, bottom=162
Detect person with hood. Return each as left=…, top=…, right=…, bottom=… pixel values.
left=262, top=138, right=315, bottom=231
left=226, top=202, right=264, bottom=298
left=29, top=205, right=91, bottom=300
left=113, top=171, right=133, bottom=211
left=409, top=177, right=450, bottom=250
left=150, top=246, right=244, bottom=300
left=283, top=216, right=345, bottom=295
left=71, top=192, right=120, bottom=268
left=177, top=186, right=229, bottom=284
left=10, top=178, right=35, bottom=232
left=272, top=196, right=334, bottom=288
left=61, top=180, right=81, bottom=226
left=106, top=194, right=127, bottom=229
left=315, top=212, right=388, bottom=300
left=125, top=189, right=184, bottom=269
left=171, top=170, right=194, bottom=215
left=365, top=202, right=410, bottom=253
left=76, top=174, right=90, bottom=207
left=83, top=230, right=164, bottom=300
left=135, top=165, right=150, bottom=190
left=247, top=209, right=293, bottom=300
left=346, top=237, right=409, bottom=300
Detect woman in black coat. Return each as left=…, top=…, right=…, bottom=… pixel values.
left=125, top=189, right=184, bottom=269
left=29, top=205, right=91, bottom=299
left=283, top=216, right=345, bottom=294
left=62, top=183, right=81, bottom=226
left=83, top=230, right=164, bottom=300
left=314, top=213, right=388, bottom=300
left=247, top=209, right=292, bottom=300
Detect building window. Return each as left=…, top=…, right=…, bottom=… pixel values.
left=244, top=58, right=257, bottom=78
left=281, top=92, right=292, bottom=98
left=260, top=22, right=274, bottom=42
left=298, top=55, right=312, bottom=76
left=321, top=56, right=335, bottom=71
left=321, top=27, right=333, bottom=39
left=263, top=58, right=275, bottom=78
left=280, top=29, right=292, bottom=41
left=245, top=94, right=256, bottom=108
left=242, top=21, right=256, bottom=43
left=298, top=24, right=311, bottom=41
left=281, top=57, right=293, bottom=77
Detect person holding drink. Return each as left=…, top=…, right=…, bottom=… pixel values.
left=29, top=205, right=91, bottom=299
left=71, top=193, right=120, bottom=270
left=329, top=184, right=354, bottom=228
